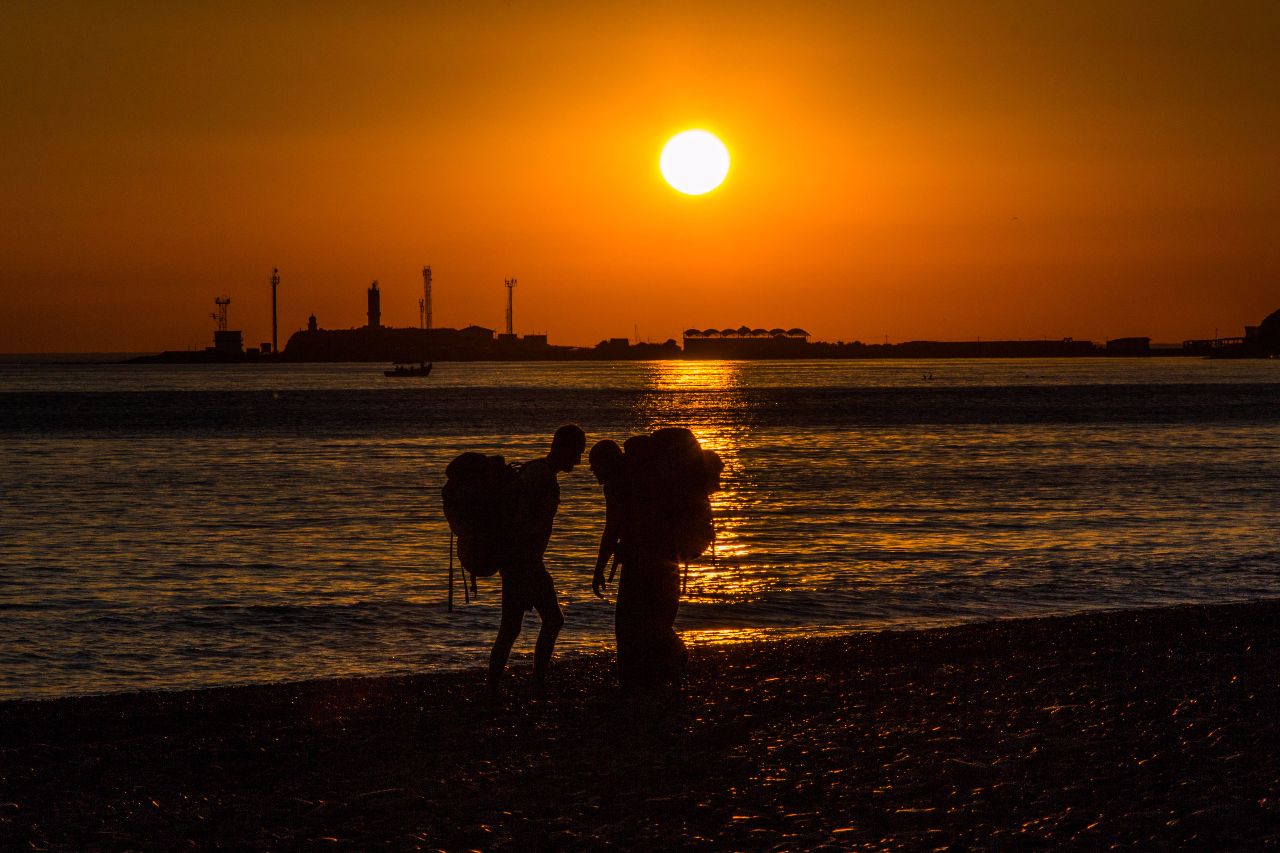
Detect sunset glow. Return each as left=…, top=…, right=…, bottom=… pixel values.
left=0, top=3, right=1276, bottom=352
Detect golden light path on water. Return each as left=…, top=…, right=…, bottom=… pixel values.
left=634, top=360, right=765, bottom=603
left=623, top=360, right=1126, bottom=629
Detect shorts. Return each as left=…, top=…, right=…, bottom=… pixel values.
left=500, top=562, right=558, bottom=614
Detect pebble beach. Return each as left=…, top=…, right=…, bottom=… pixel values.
left=2, top=599, right=1278, bottom=850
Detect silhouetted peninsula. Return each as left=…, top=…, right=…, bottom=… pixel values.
left=128, top=309, right=1280, bottom=363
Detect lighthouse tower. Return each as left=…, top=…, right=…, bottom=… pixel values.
left=367, top=281, right=381, bottom=329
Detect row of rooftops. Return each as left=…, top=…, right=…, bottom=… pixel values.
left=684, top=327, right=810, bottom=338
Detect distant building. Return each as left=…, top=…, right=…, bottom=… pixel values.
left=592, top=336, right=680, bottom=359
left=212, top=330, right=244, bottom=355
left=683, top=326, right=811, bottom=358
left=1182, top=308, right=1280, bottom=357
left=459, top=325, right=495, bottom=345
left=307, top=314, right=318, bottom=332
left=496, top=331, right=548, bottom=351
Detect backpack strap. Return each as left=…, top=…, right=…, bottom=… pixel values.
left=447, top=530, right=475, bottom=609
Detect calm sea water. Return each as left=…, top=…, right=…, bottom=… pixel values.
left=2, top=358, right=1278, bottom=700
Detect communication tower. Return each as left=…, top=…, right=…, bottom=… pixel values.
left=504, top=277, right=517, bottom=336
left=423, top=266, right=433, bottom=330
left=211, top=296, right=231, bottom=330
left=270, top=267, right=279, bottom=354
left=210, top=295, right=242, bottom=354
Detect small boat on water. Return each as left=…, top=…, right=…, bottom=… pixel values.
left=384, top=361, right=433, bottom=377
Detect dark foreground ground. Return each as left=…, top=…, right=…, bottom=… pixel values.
left=2, top=600, right=1278, bottom=850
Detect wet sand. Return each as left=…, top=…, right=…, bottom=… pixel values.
left=2, top=600, right=1278, bottom=850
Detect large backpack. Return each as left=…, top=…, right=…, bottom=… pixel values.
left=441, top=452, right=521, bottom=602
left=622, top=428, right=723, bottom=564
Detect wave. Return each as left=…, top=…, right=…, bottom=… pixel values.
left=3, top=384, right=1280, bottom=436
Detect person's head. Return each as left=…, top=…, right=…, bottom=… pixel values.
left=588, top=439, right=624, bottom=485
left=547, top=424, right=587, bottom=473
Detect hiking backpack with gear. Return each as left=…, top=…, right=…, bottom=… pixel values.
left=441, top=451, right=521, bottom=608
left=621, top=427, right=723, bottom=565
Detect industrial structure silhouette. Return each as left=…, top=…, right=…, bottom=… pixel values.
left=130, top=268, right=1280, bottom=364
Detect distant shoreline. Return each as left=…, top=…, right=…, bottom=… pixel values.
left=3, top=598, right=1277, bottom=848
left=0, top=351, right=1228, bottom=364
left=0, top=353, right=153, bottom=364
left=5, top=345, right=1273, bottom=364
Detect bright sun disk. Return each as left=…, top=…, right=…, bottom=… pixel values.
left=660, top=130, right=730, bottom=195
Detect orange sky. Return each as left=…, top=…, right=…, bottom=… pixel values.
left=2, top=1, right=1277, bottom=352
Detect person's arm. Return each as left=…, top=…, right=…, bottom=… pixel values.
left=593, top=513, right=617, bottom=598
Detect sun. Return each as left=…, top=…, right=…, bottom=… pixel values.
left=660, top=130, right=730, bottom=195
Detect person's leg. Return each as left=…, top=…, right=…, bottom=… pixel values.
left=614, top=563, right=645, bottom=688
left=529, top=568, right=564, bottom=687
left=488, top=582, right=526, bottom=696
left=618, top=557, right=660, bottom=688
left=659, top=559, right=687, bottom=685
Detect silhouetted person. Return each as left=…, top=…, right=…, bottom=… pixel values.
left=591, top=432, right=715, bottom=690
left=488, top=424, right=586, bottom=697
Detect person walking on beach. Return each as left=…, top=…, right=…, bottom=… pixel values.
left=488, top=424, right=586, bottom=698
left=590, top=430, right=720, bottom=689
left=589, top=437, right=676, bottom=687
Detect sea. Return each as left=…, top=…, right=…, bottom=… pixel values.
left=2, top=357, right=1278, bottom=701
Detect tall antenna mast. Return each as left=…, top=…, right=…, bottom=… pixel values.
left=504, top=277, right=517, bottom=335
left=422, top=265, right=433, bottom=330
left=270, top=267, right=279, bottom=354
left=211, top=296, right=231, bottom=331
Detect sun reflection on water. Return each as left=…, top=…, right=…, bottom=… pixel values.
left=681, top=624, right=857, bottom=648
left=631, top=360, right=768, bottom=600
